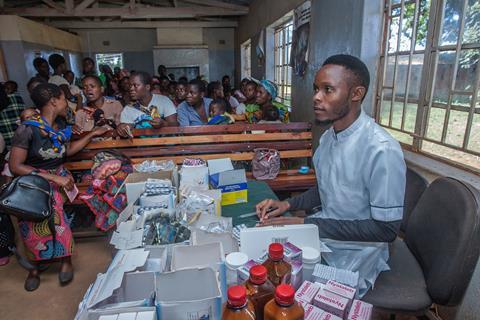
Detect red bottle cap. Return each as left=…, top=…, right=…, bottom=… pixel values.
left=249, top=265, right=267, bottom=285
left=275, top=284, right=295, bottom=306
left=268, top=243, right=284, bottom=260
left=227, top=285, right=247, bottom=308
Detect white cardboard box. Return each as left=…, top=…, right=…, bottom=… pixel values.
left=180, top=166, right=209, bottom=191
left=91, top=307, right=157, bottom=320
left=190, top=228, right=238, bottom=255
left=207, top=158, right=248, bottom=205
left=155, top=268, right=223, bottom=320
left=125, top=171, right=176, bottom=203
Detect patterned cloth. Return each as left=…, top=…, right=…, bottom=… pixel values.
left=23, top=116, right=72, bottom=153
left=0, top=94, right=25, bottom=147
left=18, top=166, right=74, bottom=261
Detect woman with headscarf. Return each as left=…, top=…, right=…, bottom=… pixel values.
left=9, top=83, right=110, bottom=291
left=254, top=79, right=290, bottom=123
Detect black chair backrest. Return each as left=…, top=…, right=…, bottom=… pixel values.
left=401, top=167, right=429, bottom=233
left=405, top=177, right=480, bottom=306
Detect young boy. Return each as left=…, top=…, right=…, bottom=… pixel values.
left=208, top=98, right=234, bottom=125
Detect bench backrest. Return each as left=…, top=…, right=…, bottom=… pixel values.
left=65, top=122, right=313, bottom=172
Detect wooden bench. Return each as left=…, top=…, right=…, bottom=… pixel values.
left=66, top=122, right=316, bottom=195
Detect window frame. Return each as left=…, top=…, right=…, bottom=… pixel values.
left=241, top=39, right=252, bottom=79
left=94, top=53, right=124, bottom=73
left=273, top=19, right=293, bottom=106
left=375, top=0, right=480, bottom=173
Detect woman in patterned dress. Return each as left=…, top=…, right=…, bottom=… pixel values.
left=9, top=83, right=110, bottom=291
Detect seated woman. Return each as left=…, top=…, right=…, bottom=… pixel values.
left=208, top=98, right=234, bottom=125
left=9, top=83, right=109, bottom=291
left=177, top=79, right=213, bottom=127
left=75, top=75, right=123, bottom=133
left=116, top=76, right=132, bottom=107
left=117, top=71, right=178, bottom=137
left=207, top=81, right=233, bottom=113
left=255, top=80, right=290, bottom=123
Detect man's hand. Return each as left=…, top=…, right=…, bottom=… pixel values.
left=116, top=123, right=133, bottom=138
left=258, top=217, right=304, bottom=226
left=256, top=199, right=290, bottom=222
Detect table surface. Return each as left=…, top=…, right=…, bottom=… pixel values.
left=221, top=180, right=278, bottom=227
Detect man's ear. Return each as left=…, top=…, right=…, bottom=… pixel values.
left=351, top=86, right=366, bottom=102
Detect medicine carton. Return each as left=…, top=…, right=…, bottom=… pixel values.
left=295, top=281, right=321, bottom=304
left=347, top=299, right=373, bottom=320
left=303, top=303, right=324, bottom=320
left=291, top=259, right=304, bottom=290
left=237, top=259, right=259, bottom=283
left=313, top=289, right=349, bottom=319
left=319, top=312, right=343, bottom=320
left=284, top=242, right=303, bottom=263
left=324, top=280, right=356, bottom=309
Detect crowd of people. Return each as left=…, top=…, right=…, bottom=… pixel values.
left=0, top=54, right=291, bottom=292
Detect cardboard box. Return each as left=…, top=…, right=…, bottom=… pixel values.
left=93, top=308, right=157, bottom=320
left=125, top=171, right=175, bottom=203
left=347, top=299, right=373, bottom=320
left=171, top=242, right=227, bottom=300
left=295, top=281, right=321, bottom=304
left=291, top=259, right=303, bottom=290
left=324, top=280, right=356, bottom=310
left=313, top=289, right=349, bottom=319
left=284, top=242, right=303, bottom=263
left=237, top=259, right=260, bottom=283
left=208, top=158, right=248, bottom=205
left=180, top=166, right=209, bottom=191
left=155, top=268, right=223, bottom=320
left=303, top=303, right=325, bottom=320
left=190, top=228, right=238, bottom=255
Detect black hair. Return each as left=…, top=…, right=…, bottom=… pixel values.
left=48, top=54, right=66, bottom=70
left=322, top=54, right=370, bottom=101
left=210, top=98, right=227, bottom=113
left=245, top=80, right=258, bottom=88
left=4, top=81, right=18, bottom=92
left=83, top=57, right=95, bottom=64
left=159, top=75, right=170, bottom=82
left=222, top=75, right=230, bottom=81
left=207, top=81, right=222, bottom=98
left=64, top=70, right=74, bottom=77
left=157, top=65, right=166, bottom=74
left=262, top=104, right=280, bottom=121
left=27, top=76, right=47, bottom=91
left=30, top=83, right=63, bottom=110
left=168, top=73, right=175, bottom=81
left=0, top=83, right=9, bottom=111
left=82, top=74, right=103, bottom=87
left=189, top=79, right=206, bottom=93
left=178, top=76, right=188, bottom=83
left=131, top=71, right=152, bottom=86
left=169, top=81, right=177, bottom=87
left=33, top=57, right=48, bottom=69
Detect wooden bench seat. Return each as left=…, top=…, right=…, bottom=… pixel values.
left=66, top=122, right=316, bottom=194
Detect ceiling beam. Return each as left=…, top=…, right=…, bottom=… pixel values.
left=65, top=0, right=73, bottom=14
left=75, top=0, right=97, bottom=12
left=47, top=19, right=238, bottom=28
left=2, top=6, right=248, bottom=18
left=41, top=0, right=64, bottom=11
left=181, top=0, right=249, bottom=11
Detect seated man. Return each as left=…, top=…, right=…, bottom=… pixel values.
left=256, top=54, right=406, bottom=294
left=117, top=71, right=178, bottom=137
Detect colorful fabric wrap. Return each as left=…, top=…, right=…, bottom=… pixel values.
left=23, top=116, right=72, bottom=153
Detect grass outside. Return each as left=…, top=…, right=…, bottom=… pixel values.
left=379, top=101, right=480, bottom=171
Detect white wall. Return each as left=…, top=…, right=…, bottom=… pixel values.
left=153, top=47, right=209, bottom=79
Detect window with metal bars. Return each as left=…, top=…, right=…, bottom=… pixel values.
left=241, top=39, right=252, bottom=79
left=376, top=0, right=480, bottom=172
left=274, top=20, right=293, bottom=106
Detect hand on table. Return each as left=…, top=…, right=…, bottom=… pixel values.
left=256, top=199, right=290, bottom=223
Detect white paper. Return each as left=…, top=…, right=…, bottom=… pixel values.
left=110, top=220, right=144, bottom=250
left=207, top=158, right=234, bottom=175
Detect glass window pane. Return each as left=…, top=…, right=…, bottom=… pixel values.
left=455, top=49, right=480, bottom=92
left=391, top=100, right=404, bottom=129
left=415, top=0, right=431, bottom=50
left=452, top=93, right=472, bottom=108
left=386, top=128, right=414, bottom=144
left=426, top=107, right=446, bottom=141
left=441, top=0, right=465, bottom=46
left=380, top=89, right=393, bottom=125
left=462, top=0, right=480, bottom=44
left=432, top=51, right=456, bottom=104
left=399, top=2, right=416, bottom=51
left=407, top=53, right=425, bottom=100
left=389, top=16, right=400, bottom=53
left=395, top=55, right=410, bottom=97
left=421, top=141, right=480, bottom=171
left=467, top=113, right=480, bottom=152
left=385, top=55, right=396, bottom=87
left=404, top=103, right=418, bottom=132
left=445, top=110, right=469, bottom=146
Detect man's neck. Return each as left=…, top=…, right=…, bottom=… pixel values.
left=333, top=107, right=362, bottom=133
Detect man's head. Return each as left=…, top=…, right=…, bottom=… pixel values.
left=157, top=65, right=167, bottom=76
left=129, top=71, right=152, bottom=101
left=48, top=54, right=67, bottom=74
left=4, top=81, right=17, bottom=95
left=313, top=54, right=369, bottom=126
left=82, top=57, right=95, bottom=75
left=186, top=79, right=206, bottom=107
left=33, top=57, right=50, bottom=78
left=64, top=70, right=75, bottom=85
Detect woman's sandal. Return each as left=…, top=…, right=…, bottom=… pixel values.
left=24, top=274, right=40, bottom=291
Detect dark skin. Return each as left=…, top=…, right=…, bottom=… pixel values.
left=9, top=92, right=110, bottom=280
left=186, top=84, right=208, bottom=123
left=255, top=86, right=271, bottom=106
left=36, top=60, right=50, bottom=80
left=256, top=64, right=366, bottom=226
left=175, top=83, right=187, bottom=101
left=244, top=83, right=257, bottom=104
left=83, top=59, right=95, bottom=75
left=116, top=75, right=178, bottom=137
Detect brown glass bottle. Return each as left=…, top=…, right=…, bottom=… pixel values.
left=262, top=243, right=292, bottom=287
left=222, top=285, right=256, bottom=320
left=245, top=265, right=275, bottom=319
left=264, top=284, right=305, bottom=320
